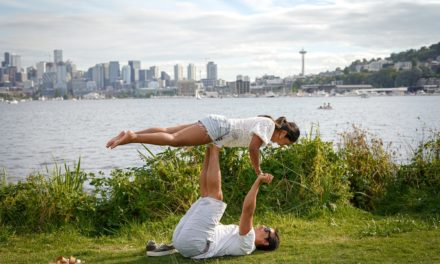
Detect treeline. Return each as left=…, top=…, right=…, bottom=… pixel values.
left=389, top=42, right=440, bottom=64
left=0, top=127, right=439, bottom=235
left=294, top=42, right=440, bottom=89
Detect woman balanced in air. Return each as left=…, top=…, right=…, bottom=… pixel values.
left=106, top=114, right=300, bottom=177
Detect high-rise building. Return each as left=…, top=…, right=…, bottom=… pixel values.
left=122, top=65, right=131, bottom=84
left=139, top=69, right=148, bottom=86
left=65, top=61, right=76, bottom=80
left=7, top=66, right=17, bottom=84
left=236, top=75, right=250, bottom=94
left=56, top=63, right=67, bottom=84
left=174, top=64, right=183, bottom=81
left=92, top=64, right=105, bottom=90
left=149, top=66, right=160, bottom=80
left=161, top=71, right=171, bottom=86
left=207, top=61, right=217, bottom=81
left=46, top=62, right=56, bottom=73
left=36, top=61, right=46, bottom=79
left=109, top=61, right=120, bottom=83
left=187, top=63, right=196, bottom=81
left=128, top=60, right=141, bottom=83
left=102, top=63, right=109, bottom=87
left=146, top=69, right=153, bottom=80
left=26, top=66, right=37, bottom=81
left=140, top=69, right=148, bottom=80
left=161, top=71, right=170, bottom=81
left=11, top=54, right=22, bottom=71
left=2, top=52, right=11, bottom=67
left=54, top=49, right=63, bottom=64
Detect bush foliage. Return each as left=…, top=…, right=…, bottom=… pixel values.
left=0, top=128, right=439, bottom=234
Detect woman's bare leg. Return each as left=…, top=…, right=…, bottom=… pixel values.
left=106, top=130, right=126, bottom=148
left=134, top=123, right=194, bottom=134
left=109, top=123, right=212, bottom=149
left=106, top=124, right=194, bottom=148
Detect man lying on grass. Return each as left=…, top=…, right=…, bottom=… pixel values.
left=147, top=145, right=280, bottom=258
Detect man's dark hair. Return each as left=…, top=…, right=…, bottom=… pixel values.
left=256, top=228, right=280, bottom=251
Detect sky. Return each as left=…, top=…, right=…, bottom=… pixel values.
left=0, top=0, right=439, bottom=81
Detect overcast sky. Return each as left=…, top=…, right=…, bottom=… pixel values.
left=1, top=0, right=439, bottom=80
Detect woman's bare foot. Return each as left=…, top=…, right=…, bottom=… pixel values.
left=106, top=131, right=126, bottom=148
left=110, top=130, right=136, bottom=149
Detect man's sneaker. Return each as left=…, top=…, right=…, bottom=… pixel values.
left=146, top=244, right=178, bottom=257
left=145, top=240, right=157, bottom=252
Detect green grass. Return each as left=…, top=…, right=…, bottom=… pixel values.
left=1, top=207, right=439, bottom=264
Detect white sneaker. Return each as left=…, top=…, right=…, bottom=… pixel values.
left=146, top=243, right=178, bottom=257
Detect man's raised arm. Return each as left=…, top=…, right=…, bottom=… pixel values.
left=238, top=173, right=273, bottom=235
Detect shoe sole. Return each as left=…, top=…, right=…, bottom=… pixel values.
left=146, top=249, right=178, bottom=257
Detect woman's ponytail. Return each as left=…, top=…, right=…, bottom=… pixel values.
left=275, top=116, right=287, bottom=129
left=258, top=115, right=300, bottom=143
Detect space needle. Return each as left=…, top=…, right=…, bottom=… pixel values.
left=299, top=48, right=307, bottom=76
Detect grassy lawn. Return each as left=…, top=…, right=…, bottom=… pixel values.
left=1, top=206, right=439, bottom=264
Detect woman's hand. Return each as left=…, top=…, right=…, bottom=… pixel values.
left=257, top=173, right=273, bottom=184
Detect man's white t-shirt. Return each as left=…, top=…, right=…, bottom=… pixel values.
left=193, top=224, right=256, bottom=259
left=217, top=117, right=275, bottom=147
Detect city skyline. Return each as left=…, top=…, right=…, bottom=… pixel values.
left=1, top=0, right=439, bottom=80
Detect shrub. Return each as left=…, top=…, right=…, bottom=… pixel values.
left=90, top=146, right=202, bottom=233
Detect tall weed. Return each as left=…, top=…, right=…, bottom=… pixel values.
left=339, top=126, right=396, bottom=210
left=398, top=131, right=440, bottom=188
left=0, top=160, right=94, bottom=232
left=259, top=125, right=350, bottom=214
left=377, top=131, right=440, bottom=214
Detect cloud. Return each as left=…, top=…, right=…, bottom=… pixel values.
left=0, top=0, right=439, bottom=80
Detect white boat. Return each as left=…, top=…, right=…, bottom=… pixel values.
left=265, top=91, right=277, bottom=97
left=8, top=100, right=18, bottom=104
left=195, top=90, right=202, bottom=100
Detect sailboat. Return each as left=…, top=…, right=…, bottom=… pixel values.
left=195, top=90, right=202, bottom=100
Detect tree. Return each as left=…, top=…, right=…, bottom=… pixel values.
left=368, top=68, right=397, bottom=88
left=395, top=68, right=422, bottom=87
left=54, top=88, right=61, bottom=98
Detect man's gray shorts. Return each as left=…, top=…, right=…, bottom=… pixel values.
left=172, top=197, right=227, bottom=258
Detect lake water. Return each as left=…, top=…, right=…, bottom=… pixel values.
left=1, top=96, right=439, bottom=182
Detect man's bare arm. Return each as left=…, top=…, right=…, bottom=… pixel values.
left=238, top=173, right=273, bottom=235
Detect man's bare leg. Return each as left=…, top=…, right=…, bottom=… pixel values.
left=206, top=145, right=223, bottom=201
left=199, top=146, right=211, bottom=197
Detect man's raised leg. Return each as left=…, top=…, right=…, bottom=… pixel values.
left=172, top=145, right=211, bottom=242
left=199, top=146, right=210, bottom=197
left=206, top=145, right=223, bottom=201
